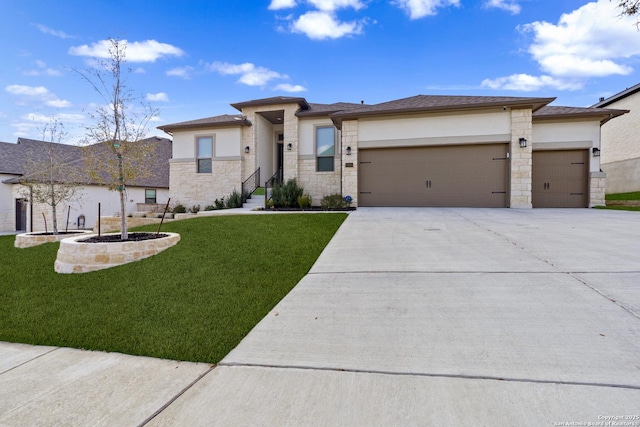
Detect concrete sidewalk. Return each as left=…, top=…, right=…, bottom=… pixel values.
left=2, top=208, right=640, bottom=426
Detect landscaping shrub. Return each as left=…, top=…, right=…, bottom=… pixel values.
left=226, top=190, right=243, bottom=208
left=214, top=198, right=225, bottom=210
left=297, top=194, right=312, bottom=209
left=204, top=205, right=216, bottom=211
left=172, top=204, right=187, bottom=214
left=189, top=204, right=201, bottom=213
left=321, top=194, right=350, bottom=209
left=272, top=178, right=304, bottom=208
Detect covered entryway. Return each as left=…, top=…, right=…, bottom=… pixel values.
left=358, top=144, right=509, bottom=207
left=532, top=150, right=588, bottom=208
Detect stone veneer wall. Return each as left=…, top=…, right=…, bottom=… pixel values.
left=341, top=120, right=359, bottom=207
left=297, top=159, right=341, bottom=206
left=170, top=159, right=241, bottom=208
left=589, top=172, right=606, bottom=207
left=14, top=230, right=92, bottom=248
left=510, top=108, right=533, bottom=208
left=54, top=232, right=180, bottom=274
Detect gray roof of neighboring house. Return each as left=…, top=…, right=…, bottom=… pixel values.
left=1, top=136, right=171, bottom=188
left=592, top=82, right=640, bottom=108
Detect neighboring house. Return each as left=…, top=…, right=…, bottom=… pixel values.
left=158, top=95, right=626, bottom=209
left=0, top=137, right=172, bottom=233
left=593, top=84, right=639, bottom=193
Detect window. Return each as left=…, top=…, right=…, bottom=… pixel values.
left=145, top=189, right=157, bottom=204
left=316, top=126, right=335, bottom=172
left=197, top=136, right=213, bottom=173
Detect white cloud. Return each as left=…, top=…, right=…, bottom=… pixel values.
left=134, top=67, right=146, bottom=74
left=482, top=0, right=640, bottom=92
left=5, top=84, right=71, bottom=107
left=523, top=0, right=640, bottom=77
left=269, top=0, right=297, bottom=9
left=147, top=92, right=169, bottom=102
left=274, top=83, right=307, bottom=92
left=292, top=11, right=364, bottom=39
left=23, top=60, right=61, bottom=77
left=481, top=74, right=583, bottom=91
left=166, top=66, right=194, bottom=79
left=6, top=85, right=49, bottom=96
left=208, top=62, right=287, bottom=86
left=25, top=112, right=85, bottom=123
left=32, top=23, right=74, bottom=39
left=69, top=39, right=185, bottom=63
left=483, top=0, right=520, bottom=14
left=307, top=0, right=366, bottom=11
left=393, top=0, right=460, bottom=19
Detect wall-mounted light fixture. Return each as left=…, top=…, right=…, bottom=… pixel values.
left=244, top=146, right=250, bottom=154
left=592, top=147, right=601, bottom=157
left=287, top=143, right=292, bottom=151
left=346, top=146, right=352, bottom=155
left=519, top=138, right=527, bottom=148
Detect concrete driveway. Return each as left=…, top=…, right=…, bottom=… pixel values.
left=2, top=208, right=639, bottom=426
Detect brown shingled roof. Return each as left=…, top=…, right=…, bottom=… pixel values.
left=230, top=96, right=310, bottom=111
left=533, top=105, right=628, bottom=123
left=158, top=114, right=251, bottom=132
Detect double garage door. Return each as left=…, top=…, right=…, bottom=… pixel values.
left=359, top=144, right=509, bottom=208
left=358, top=145, right=589, bottom=208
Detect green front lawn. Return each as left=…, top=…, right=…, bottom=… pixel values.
left=605, top=191, right=640, bottom=200
left=0, top=214, right=346, bottom=363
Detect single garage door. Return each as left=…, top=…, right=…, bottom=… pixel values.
left=532, top=150, right=588, bottom=208
left=358, top=144, right=509, bottom=207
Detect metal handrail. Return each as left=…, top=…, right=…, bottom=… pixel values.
left=264, top=168, right=283, bottom=206
left=241, top=167, right=260, bottom=203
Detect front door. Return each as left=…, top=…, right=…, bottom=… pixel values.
left=15, top=199, right=27, bottom=231
left=276, top=138, right=284, bottom=182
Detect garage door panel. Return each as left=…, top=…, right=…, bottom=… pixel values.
left=532, top=150, right=588, bottom=208
left=359, top=144, right=508, bottom=207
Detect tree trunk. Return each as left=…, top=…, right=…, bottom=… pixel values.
left=51, top=184, right=58, bottom=235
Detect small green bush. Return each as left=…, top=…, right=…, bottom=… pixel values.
left=226, top=190, right=243, bottom=208
left=321, top=194, right=349, bottom=210
left=204, top=205, right=216, bottom=211
left=297, top=194, right=312, bottom=209
left=214, top=198, right=225, bottom=210
left=189, top=204, right=201, bottom=213
left=272, top=178, right=304, bottom=208
left=173, top=204, right=187, bottom=214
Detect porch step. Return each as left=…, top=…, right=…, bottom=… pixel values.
left=242, top=195, right=264, bottom=210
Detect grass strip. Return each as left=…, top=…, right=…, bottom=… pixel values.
left=605, top=191, right=640, bottom=200
left=0, top=214, right=346, bottom=363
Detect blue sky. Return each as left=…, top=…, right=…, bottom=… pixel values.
left=1, top=0, right=639, bottom=144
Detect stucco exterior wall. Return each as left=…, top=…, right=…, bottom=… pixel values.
left=600, top=94, right=640, bottom=164
left=9, top=184, right=167, bottom=232
left=172, top=127, right=242, bottom=160
left=0, top=175, right=17, bottom=232
left=599, top=94, right=640, bottom=192
left=532, top=120, right=601, bottom=173
left=357, top=109, right=511, bottom=148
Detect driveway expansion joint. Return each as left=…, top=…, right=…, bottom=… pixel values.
left=0, top=346, right=60, bottom=376
left=218, top=362, right=640, bottom=391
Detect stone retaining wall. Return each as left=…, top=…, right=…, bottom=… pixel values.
left=54, top=232, right=180, bottom=274
left=14, top=231, right=92, bottom=248
left=93, top=216, right=174, bottom=233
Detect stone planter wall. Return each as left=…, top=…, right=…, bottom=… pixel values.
left=93, top=216, right=174, bottom=233
left=14, top=231, right=93, bottom=249
left=54, top=232, right=180, bottom=274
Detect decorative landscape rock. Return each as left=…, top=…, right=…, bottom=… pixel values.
left=14, top=231, right=93, bottom=249
left=54, top=232, right=180, bottom=274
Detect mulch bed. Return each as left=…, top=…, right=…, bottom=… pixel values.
left=80, top=232, right=169, bottom=243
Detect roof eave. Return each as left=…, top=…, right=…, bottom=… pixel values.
left=533, top=109, right=629, bottom=124
left=157, top=120, right=252, bottom=133
left=230, top=97, right=310, bottom=112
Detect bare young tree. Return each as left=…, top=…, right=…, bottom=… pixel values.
left=617, top=0, right=640, bottom=16
left=77, top=38, right=159, bottom=239
left=18, top=119, right=83, bottom=234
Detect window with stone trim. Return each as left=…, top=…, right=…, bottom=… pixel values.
left=316, top=126, right=335, bottom=172
left=197, top=136, right=213, bottom=173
